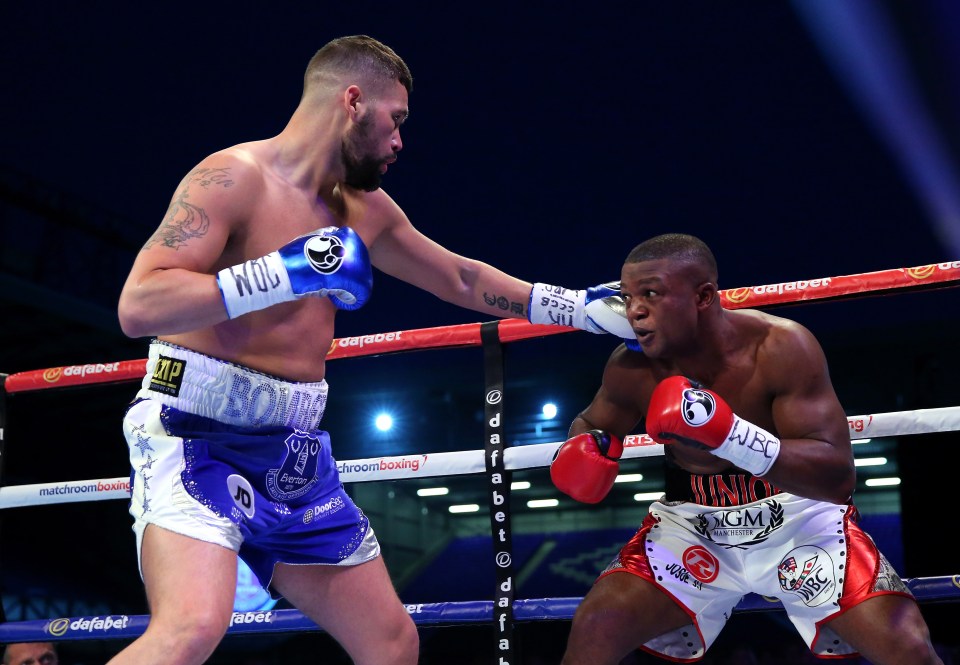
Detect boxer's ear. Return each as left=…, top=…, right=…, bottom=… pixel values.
left=343, top=85, right=363, bottom=119
left=696, top=282, right=718, bottom=309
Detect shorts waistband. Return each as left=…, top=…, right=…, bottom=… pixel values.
left=138, top=341, right=328, bottom=430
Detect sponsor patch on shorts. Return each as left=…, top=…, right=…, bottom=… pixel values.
left=149, top=354, right=186, bottom=396
left=777, top=546, right=837, bottom=607
left=303, top=495, right=346, bottom=524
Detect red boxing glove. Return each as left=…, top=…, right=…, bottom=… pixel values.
left=550, top=430, right=623, bottom=504
left=645, top=376, right=780, bottom=476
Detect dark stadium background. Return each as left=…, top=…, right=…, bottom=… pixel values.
left=2, top=2, right=958, bottom=662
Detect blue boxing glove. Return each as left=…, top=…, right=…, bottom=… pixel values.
left=529, top=281, right=640, bottom=351
left=217, top=226, right=373, bottom=318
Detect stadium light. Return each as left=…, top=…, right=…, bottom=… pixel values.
left=374, top=412, right=394, bottom=432
left=634, top=492, right=663, bottom=502
left=417, top=487, right=449, bottom=497
left=854, top=457, right=887, bottom=467
left=528, top=499, right=559, bottom=508
left=865, top=477, right=901, bottom=487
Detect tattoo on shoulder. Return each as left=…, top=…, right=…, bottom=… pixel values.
left=143, top=168, right=234, bottom=250
left=484, top=292, right=525, bottom=316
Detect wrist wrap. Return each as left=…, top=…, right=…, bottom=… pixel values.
left=528, top=283, right=587, bottom=329
left=710, top=415, right=781, bottom=476
left=216, top=251, right=295, bottom=319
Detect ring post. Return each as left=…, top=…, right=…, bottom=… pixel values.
left=481, top=321, right=515, bottom=665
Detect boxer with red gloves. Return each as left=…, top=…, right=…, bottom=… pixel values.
left=645, top=375, right=780, bottom=477
left=550, top=430, right=624, bottom=503
left=555, top=233, right=941, bottom=665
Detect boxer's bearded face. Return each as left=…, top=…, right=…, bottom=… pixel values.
left=342, top=110, right=386, bottom=192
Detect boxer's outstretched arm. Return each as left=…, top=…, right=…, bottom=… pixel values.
left=366, top=194, right=533, bottom=320
left=368, top=193, right=636, bottom=342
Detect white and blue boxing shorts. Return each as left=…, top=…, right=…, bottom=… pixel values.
left=601, top=493, right=914, bottom=662
left=122, top=340, right=380, bottom=595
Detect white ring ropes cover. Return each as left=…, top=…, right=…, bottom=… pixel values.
left=0, top=405, right=958, bottom=509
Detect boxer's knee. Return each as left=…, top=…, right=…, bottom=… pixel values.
left=390, top=617, right=420, bottom=665
left=139, top=609, right=229, bottom=665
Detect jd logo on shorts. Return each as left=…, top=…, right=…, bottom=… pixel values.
left=266, top=431, right=322, bottom=501
left=228, top=474, right=256, bottom=519
left=304, top=232, right=345, bottom=274
left=681, top=388, right=716, bottom=427
left=149, top=355, right=185, bottom=397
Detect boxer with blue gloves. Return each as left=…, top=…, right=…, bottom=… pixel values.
left=114, top=35, right=641, bottom=665
left=529, top=281, right=640, bottom=350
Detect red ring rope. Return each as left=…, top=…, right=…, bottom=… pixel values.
left=4, top=260, right=958, bottom=394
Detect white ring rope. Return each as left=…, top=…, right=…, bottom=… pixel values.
left=2, top=405, right=957, bottom=510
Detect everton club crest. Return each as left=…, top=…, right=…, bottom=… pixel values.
left=266, top=431, right=322, bottom=501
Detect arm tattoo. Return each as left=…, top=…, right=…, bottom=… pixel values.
left=484, top=292, right=526, bottom=316
left=144, top=168, right=234, bottom=250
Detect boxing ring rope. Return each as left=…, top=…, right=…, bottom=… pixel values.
left=1, top=574, right=958, bottom=645
left=1, top=405, right=959, bottom=510
left=4, top=262, right=960, bottom=395
left=1, top=260, right=959, bottom=649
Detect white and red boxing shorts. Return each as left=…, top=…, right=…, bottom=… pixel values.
left=599, top=493, right=914, bottom=662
